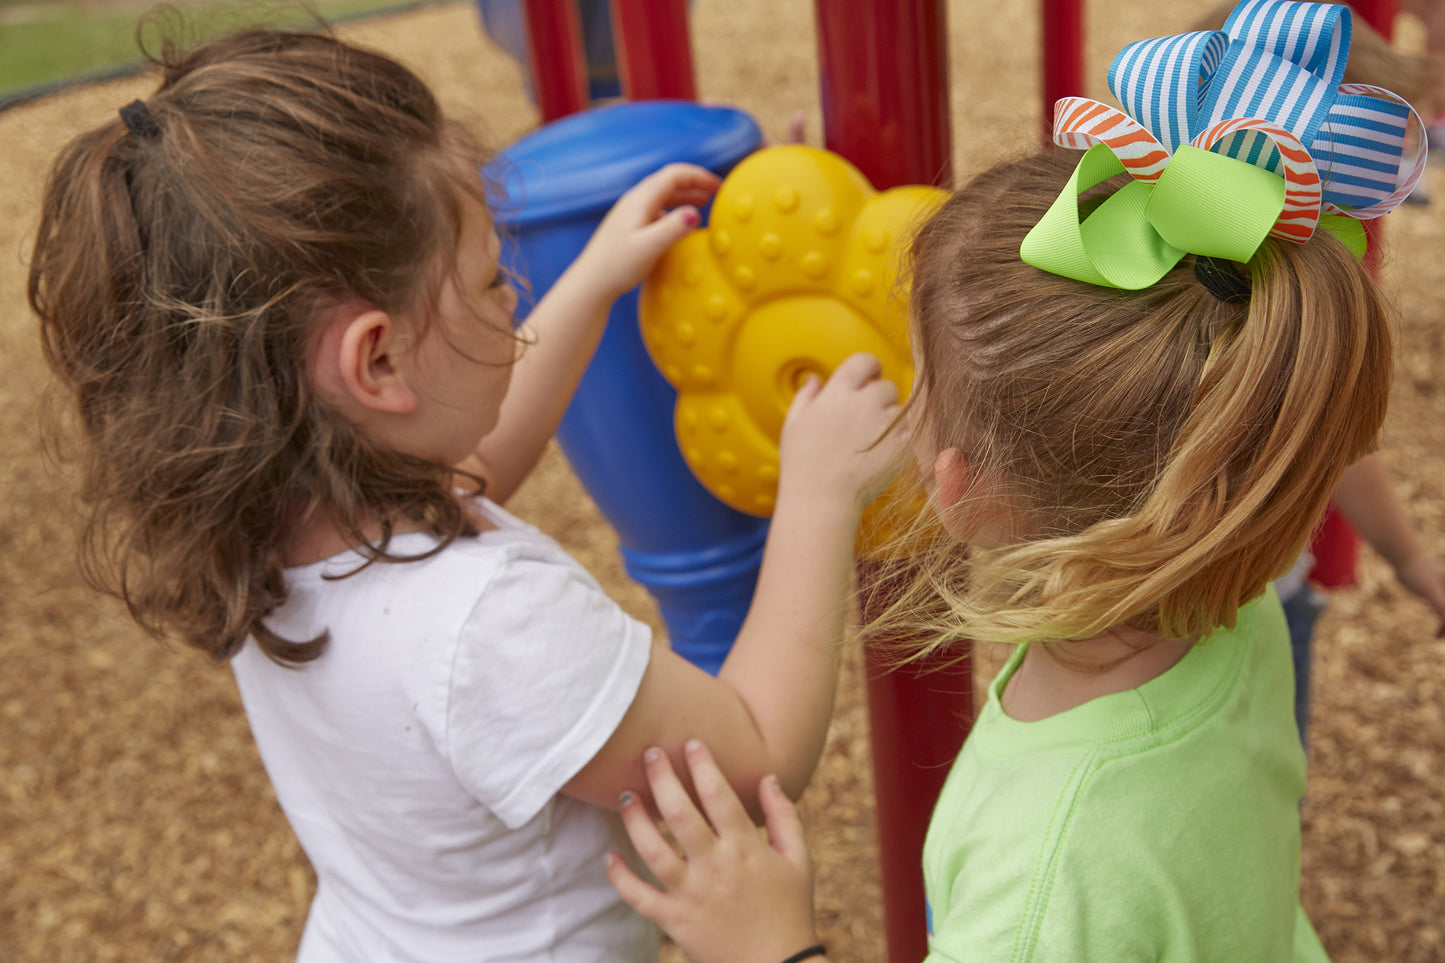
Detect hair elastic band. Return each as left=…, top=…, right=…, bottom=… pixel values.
left=119, top=100, right=161, bottom=139
left=1193, top=256, right=1251, bottom=304
left=779, top=946, right=827, bottom=963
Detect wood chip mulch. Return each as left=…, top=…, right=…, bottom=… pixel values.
left=1, top=2, right=1441, bottom=961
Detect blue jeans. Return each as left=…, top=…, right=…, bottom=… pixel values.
left=1281, top=586, right=1329, bottom=748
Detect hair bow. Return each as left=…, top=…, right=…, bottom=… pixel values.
left=1021, top=0, right=1426, bottom=290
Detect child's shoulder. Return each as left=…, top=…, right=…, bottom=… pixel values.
left=249, top=497, right=646, bottom=700
left=284, top=497, right=609, bottom=633
left=443, top=496, right=605, bottom=593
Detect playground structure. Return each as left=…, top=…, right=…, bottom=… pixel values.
left=0, top=1, right=1438, bottom=960
left=494, top=2, right=1404, bottom=961
left=638, top=144, right=942, bottom=528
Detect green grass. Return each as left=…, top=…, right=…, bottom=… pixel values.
left=0, top=0, right=430, bottom=103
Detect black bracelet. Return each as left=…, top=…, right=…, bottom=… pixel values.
left=779, top=946, right=827, bottom=963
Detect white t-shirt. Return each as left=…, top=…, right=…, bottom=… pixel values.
left=231, top=498, right=657, bottom=962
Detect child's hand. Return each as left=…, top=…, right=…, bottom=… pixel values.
left=1395, top=552, right=1445, bottom=638
left=606, top=741, right=823, bottom=963
left=573, top=163, right=721, bottom=302
left=780, top=352, right=905, bottom=512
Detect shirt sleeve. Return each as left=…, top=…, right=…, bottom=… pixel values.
left=444, top=544, right=652, bottom=829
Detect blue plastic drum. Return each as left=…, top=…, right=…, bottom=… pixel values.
left=487, top=101, right=766, bottom=674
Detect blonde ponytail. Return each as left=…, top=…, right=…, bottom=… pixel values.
left=868, top=150, right=1391, bottom=656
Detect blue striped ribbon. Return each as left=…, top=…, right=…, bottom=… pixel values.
left=1107, top=0, right=1412, bottom=213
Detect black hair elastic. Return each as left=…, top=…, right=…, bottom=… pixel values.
left=118, top=99, right=161, bottom=139
left=779, top=946, right=828, bottom=963
left=1193, top=255, right=1251, bottom=304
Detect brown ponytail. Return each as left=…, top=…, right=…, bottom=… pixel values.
left=29, top=29, right=495, bottom=665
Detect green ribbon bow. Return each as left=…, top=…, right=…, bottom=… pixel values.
left=1020, top=143, right=1366, bottom=290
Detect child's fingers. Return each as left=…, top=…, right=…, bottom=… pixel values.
left=667, top=185, right=722, bottom=209
left=643, top=746, right=717, bottom=858
left=827, top=352, right=884, bottom=390
left=681, top=740, right=753, bottom=839
left=659, top=161, right=722, bottom=194
left=635, top=205, right=703, bottom=254
left=604, top=851, right=670, bottom=923
left=760, top=774, right=811, bottom=868
left=781, top=374, right=823, bottom=436
left=863, top=374, right=901, bottom=409
left=618, top=788, right=686, bottom=888
left=633, top=163, right=721, bottom=216
left=786, top=373, right=823, bottom=414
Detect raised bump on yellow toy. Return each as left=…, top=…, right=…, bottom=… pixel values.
left=639, top=145, right=946, bottom=543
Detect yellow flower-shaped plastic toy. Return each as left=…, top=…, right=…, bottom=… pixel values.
left=639, top=145, right=946, bottom=538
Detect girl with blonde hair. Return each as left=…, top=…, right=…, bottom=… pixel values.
left=604, top=3, right=1425, bottom=959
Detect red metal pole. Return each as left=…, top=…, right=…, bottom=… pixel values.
left=522, top=0, right=591, bottom=121
left=861, top=625, right=974, bottom=963
left=1040, top=0, right=1085, bottom=143
left=853, top=554, right=975, bottom=963
left=814, top=5, right=960, bottom=959
left=609, top=0, right=697, bottom=101
left=814, top=0, right=953, bottom=189
left=1350, top=0, right=1397, bottom=34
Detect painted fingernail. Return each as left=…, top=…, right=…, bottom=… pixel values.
left=619, top=791, right=634, bottom=808
left=682, top=208, right=700, bottom=227
left=643, top=747, right=662, bottom=763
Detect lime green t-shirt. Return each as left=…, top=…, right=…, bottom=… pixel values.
left=922, top=590, right=1330, bottom=962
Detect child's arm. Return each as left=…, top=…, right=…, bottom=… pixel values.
left=1332, top=451, right=1445, bottom=636
left=562, top=353, right=904, bottom=815
left=463, top=163, right=720, bottom=503
left=606, top=740, right=833, bottom=963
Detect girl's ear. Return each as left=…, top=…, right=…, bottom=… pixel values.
left=331, top=307, right=418, bottom=415
left=932, top=447, right=976, bottom=539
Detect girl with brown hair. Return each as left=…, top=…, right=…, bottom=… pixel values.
left=604, top=3, right=1425, bottom=960
left=28, top=27, right=902, bottom=961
